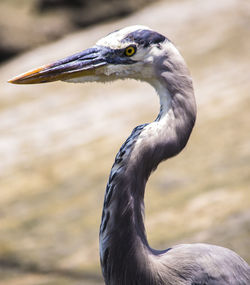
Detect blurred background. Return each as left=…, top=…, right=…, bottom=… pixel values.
left=0, top=0, right=250, bottom=284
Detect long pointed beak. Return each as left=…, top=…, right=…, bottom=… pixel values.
left=8, top=47, right=108, bottom=84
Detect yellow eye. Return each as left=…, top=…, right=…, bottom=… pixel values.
left=125, top=46, right=136, bottom=57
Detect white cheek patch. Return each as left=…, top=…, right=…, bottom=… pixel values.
left=102, top=64, right=135, bottom=77
left=102, top=65, right=125, bottom=76
left=101, top=63, right=152, bottom=80
left=131, top=47, right=147, bottom=61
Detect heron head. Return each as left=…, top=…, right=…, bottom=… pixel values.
left=8, top=25, right=169, bottom=85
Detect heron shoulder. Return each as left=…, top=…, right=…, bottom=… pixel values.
left=157, top=243, right=250, bottom=284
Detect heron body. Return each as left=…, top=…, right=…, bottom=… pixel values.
left=9, top=25, right=250, bottom=285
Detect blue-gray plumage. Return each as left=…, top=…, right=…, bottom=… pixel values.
left=9, top=25, right=250, bottom=285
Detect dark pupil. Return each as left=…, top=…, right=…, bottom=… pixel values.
left=127, top=48, right=133, bottom=54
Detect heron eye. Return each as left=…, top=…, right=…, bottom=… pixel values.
left=124, top=46, right=136, bottom=57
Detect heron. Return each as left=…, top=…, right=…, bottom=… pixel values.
left=9, top=25, right=250, bottom=285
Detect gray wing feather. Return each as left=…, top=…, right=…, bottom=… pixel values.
left=157, top=243, right=250, bottom=285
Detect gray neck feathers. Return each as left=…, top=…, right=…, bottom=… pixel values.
left=100, top=47, right=196, bottom=285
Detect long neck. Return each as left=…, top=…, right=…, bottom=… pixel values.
left=99, top=52, right=196, bottom=285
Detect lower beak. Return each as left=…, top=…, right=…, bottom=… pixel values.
left=8, top=47, right=108, bottom=84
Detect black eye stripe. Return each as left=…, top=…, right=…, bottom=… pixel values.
left=122, top=29, right=167, bottom=48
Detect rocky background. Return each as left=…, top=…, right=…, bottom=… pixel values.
left=0, top=0, right=250, bottom=284
left=0, top=0, right=153, bottom=63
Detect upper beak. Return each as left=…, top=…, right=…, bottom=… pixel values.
left=8, top=46, right=108, bottom=84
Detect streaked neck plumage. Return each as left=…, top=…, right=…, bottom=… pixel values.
left=99, top=46, right=196, bottom=285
